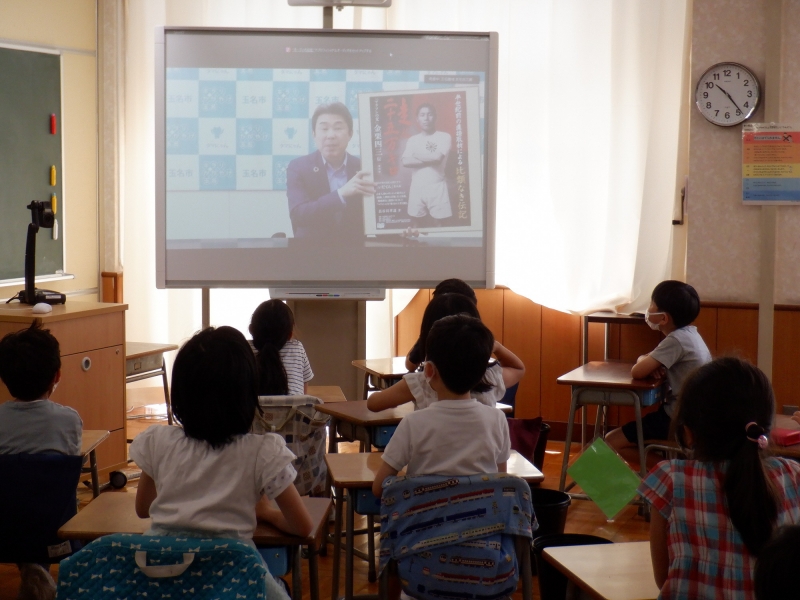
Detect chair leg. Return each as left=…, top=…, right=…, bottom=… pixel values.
left=367, top=514, right=376, bottom=582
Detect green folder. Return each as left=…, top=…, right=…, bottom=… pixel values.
left=567, top=438, right=642, bottom=519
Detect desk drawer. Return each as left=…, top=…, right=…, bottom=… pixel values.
left=258, top=546, right=290, bottom=577
left=47, top=312, right=125, bottom=355
left=372, top=425, right=398, bottom=449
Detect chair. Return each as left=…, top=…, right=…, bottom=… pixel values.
left=378, top=473, right=535, bottom=600
left=55, top=533, right=280, bottom=599
left=501, top=382, right=519, bottom=416
left=253, top=394, right=330, bottom=496
left=0, top=453, right=83, bottom=565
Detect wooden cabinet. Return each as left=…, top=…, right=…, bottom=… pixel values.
left=0, top=300, right=128, bottom=480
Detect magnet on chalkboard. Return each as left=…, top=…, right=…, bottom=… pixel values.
left=50, top=114, right=57, bottom=135
left=52, top=219, right=58, bottom=240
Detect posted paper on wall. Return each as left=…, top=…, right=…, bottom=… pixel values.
left=743, top=123, right=800, bottom=205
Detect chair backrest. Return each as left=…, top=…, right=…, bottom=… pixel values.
left=0, top=453, right=83, bottom=564
left=378, top=473, right=535, bottom=600
left=56, top=534, right=272, bottom=599
left=253, top=395, right=329, bottom=496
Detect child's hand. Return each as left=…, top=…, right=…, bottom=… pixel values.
left=792, top=411, right=800, bottom=426
left=652, top=366, right=667, bottom=380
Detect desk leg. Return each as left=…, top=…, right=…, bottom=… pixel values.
left=346, top=489, right=355, bottom=600
left=161, top=358, right=173, bottom=425
left=328, top=417, right=340, bottom=455
left=292, top=545, right=303, bottom=600
left=332, top=484, right=344, bottom=600
left=309, top=543, right=320, bottom=600
left=634, top=398, right=646, bottom=479
left=89, top=450, right=99, bottom=498
left=362, top=373, right=370, bottom=400
left=367, top=514, right=376, bottom=582
left=559, top=389, right=579, bottom=492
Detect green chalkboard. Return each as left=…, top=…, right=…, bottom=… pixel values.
left=0, top=45, right=63, bottom=282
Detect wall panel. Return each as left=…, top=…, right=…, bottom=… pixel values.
left=502, top=290, right=541, bottom=418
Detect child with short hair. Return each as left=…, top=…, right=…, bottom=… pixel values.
left=249, top=299, right=313, bottom=396
left=130, top=326, right=314, bottom=544
left=639, top=358, right=800, bottom=598
left=368, top=293, right=525, bottom=413
left=606, top=280, right=711, bottom=466
left=0, top=323, right=82, bottom=600
left=372, top=315, right=510, bottom=497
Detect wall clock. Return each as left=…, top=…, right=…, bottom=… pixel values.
left=695, top=62, right=761, bottom=127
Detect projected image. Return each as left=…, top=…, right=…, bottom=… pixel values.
left=164, top=67, right=485, bottom=248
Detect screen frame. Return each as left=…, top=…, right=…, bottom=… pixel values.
left=154, top=26, right=497, bottom=290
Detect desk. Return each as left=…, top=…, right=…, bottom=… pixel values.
left=772, top=413, right=800, bottom=459
left=542, top=541, right=659, bottom=600
left=58, top=492, right=331, bottom=600
left=307, top=384, right=347, bottom=403
left=583, top=312, right=648, bottom=364
left=81, top=429, right=110, bottom=498
left=325, top=450, right=543, bottom=600
left=125, top=342, right=179, bottom=425
left=557, top=362, right=662, bottom=494
left=352, top=357, right=409, bottom=400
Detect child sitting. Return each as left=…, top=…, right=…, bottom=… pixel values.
left=372, top=314, right=510, bottom=496
left=606, top=280, right=711, bottom=467
left=249, top=299, right=313, bottom=396
left=368, top=293, right=525, bottom=413
left=639, top=357, right=800, bottom=599
left=0, top=323, right=82, bottom=600
left=405, top=278, right=477, bottom=370
left=130, top=326, right=313, bottom=547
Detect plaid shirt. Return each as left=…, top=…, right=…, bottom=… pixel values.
left=639, top=457, right=800, bottom=600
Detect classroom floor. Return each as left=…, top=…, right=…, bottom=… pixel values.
left=0, top=409, right=651, bottom=600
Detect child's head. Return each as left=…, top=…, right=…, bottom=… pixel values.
left=432, top=279, right=477, bottom=304
left=416, top=293, right=481, bottom=363
left=425, top=314, right=493, bottom=395
left=674, top=357, right=777, bottom=555
left=0, top=323, right=61, bottom=401
left=249, top=299, right=293, bottom=395
left=171, top=326, right=259, bottom=448
left=754, top=525, right=800, bottom=599
left=650, top=280, right=701, bottom=328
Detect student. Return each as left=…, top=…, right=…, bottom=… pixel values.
left=606, top=280, right=711, bottom=467
left=0, top=323, right=82, bottom=600
left=754, top=525, right=800, bottom=600
left=249, top=299, right=313, bottom=396
left=372, top=315, right=510, bottom=497
left=130, top=326, right=314, bottom=543
left=639, top=358, right=800, bottom=599
left=405, top=279, right=476, bottom=370
left=368, top=293, right=525, bottom=412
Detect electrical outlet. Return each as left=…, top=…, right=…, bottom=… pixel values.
left=782, top=405, right=799, bottom=416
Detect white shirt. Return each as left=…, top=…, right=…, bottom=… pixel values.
left=403, top=362, right=506, bottom=410
left=381, top=399, right=511, bottom=476
left=648, top=325, right=711, bottom=416
left=129, top=426, right=297, bottom=542
left=279, top=339, right=314, bottom=396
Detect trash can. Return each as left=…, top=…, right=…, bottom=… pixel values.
left=529, top=488, right=571, bottom=574
left=532, top=534, right=613, bottom=600
left=532, top=422, right=551, bottom=471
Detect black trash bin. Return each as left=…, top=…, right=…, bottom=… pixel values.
left=532, top=534, right=613, bottom=600
left=529, top=487, right=571, bottom=574
left=532, top=422, right=551, bottom=471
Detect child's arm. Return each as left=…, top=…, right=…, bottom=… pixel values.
left=649, top=508, right=669, bottom=588
left=135, top=472, right=158, bottom=518
left=372, top=460, right=399, bottom=497
left=493, top=341, right=525, bottom=388
left=367, top=379, right=415, bottom=412
left=256, top=485, right=314, bottom=538
left=631, top=354, right=666, bottom=380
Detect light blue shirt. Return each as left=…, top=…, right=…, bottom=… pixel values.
left=324, top=155, right=349, bottom=204
left=0, top=399, right=82, bottom=455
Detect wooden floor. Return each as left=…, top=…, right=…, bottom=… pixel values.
left=0, top=410, right=650, bottom=599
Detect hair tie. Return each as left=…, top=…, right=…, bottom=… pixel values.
left=745, top=421, right=769, bottom=450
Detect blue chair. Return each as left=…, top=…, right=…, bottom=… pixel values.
left=502, top=382, right=519, bottom=416
left=0, top=453, right=83, bottom=565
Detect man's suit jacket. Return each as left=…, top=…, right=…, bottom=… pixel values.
left=286, top=150, right=363, bottom=240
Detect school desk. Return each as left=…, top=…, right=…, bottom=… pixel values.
left=351, top=357, right=409, bottom=399
left=80, top=429, right=110, bottom=498
left=58, top=492, right=331, bottom=600
left=125, top=342, right=179, bottom=425
left=557, top=361, right=663, bottom=495
left=542, top=541, right=659, bottom=600
left=317, top=400, right=514, bottom=454
left=307, top=384, right=347, bottom=403
left=325, top=450, right=544, bottom=600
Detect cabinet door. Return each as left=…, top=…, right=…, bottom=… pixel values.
left=52, top=345, right=124, bottom=430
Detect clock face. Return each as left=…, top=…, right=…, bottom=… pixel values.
left=695, top=62, right=760, bottom=127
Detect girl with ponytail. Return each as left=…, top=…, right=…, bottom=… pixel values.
left=249, top=300, right=313, bottom=396
left=639, top=357, right=800, bottom=599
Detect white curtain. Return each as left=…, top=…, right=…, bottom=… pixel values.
left=120, top=0, right=689, bottom=359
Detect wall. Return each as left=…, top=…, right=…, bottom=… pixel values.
left=0, top=0, right=98, bottom=299
left=688, top=0, right=800, bottom=304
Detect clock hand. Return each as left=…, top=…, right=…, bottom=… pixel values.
left=715, top=83, right=744, bottom=113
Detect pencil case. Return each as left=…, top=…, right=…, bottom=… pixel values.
left=771, top=428, right=800, bottom=446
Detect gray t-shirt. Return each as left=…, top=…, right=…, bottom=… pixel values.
left=0, top=399, right=82, bottom=455
left=648, top=325, right=711, bottom=417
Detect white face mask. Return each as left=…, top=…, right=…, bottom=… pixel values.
left=645, top=309, right=665, bottom=330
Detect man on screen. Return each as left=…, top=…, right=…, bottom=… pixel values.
left=287, top=102, right=374, bottom=240
left=402, top=104, right=452, bottom=227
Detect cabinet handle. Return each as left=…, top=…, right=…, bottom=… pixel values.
left=81, top=357, right=92, bottom=372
